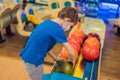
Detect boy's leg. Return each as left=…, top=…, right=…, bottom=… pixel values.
left=23, top=62, right=43, bottom=80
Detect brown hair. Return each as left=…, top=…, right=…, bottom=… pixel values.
left=58, top=7, right=78, bottom=24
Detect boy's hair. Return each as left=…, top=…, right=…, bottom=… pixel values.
left=58, top=7, right=78, bottom=24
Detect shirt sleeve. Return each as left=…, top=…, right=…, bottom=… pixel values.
left=51, top=29, right=68, bottom=43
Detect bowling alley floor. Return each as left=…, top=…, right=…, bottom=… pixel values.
left=0, top=22, right=120, bottom=80
left=100, top=23, right=120, bottom=80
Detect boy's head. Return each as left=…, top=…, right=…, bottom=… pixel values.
left=58, top=7, right=78, bottom=31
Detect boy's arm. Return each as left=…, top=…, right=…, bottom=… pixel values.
left=48, top=50, right=61, bottom=61
left=62, top=42, right=76, bottom=68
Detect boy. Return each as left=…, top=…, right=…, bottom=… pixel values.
left=20, top=7, right=78, bottom=80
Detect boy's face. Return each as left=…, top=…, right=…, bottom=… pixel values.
left=61, top=18, right=75, bottom=31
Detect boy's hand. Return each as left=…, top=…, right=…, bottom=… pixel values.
left=48, top=50, right=64, bottom=62
left=67, top=54, right=76, bottom=68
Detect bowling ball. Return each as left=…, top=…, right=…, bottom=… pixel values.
left=59, top=47, right=78, bottom=62
left=52, top=60, right=74, bottom=75
left=88, top=32, right=100, bottom=42
left=82, top=45, right=99, bottom=61
left=69, top=35, right=83, bottom=45
left=84, top=37, right=100, bottom=48
left=71, top=29, right=85, bottom=39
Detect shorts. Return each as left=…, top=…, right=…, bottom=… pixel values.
left=23, top=61, right=43, bottom=80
